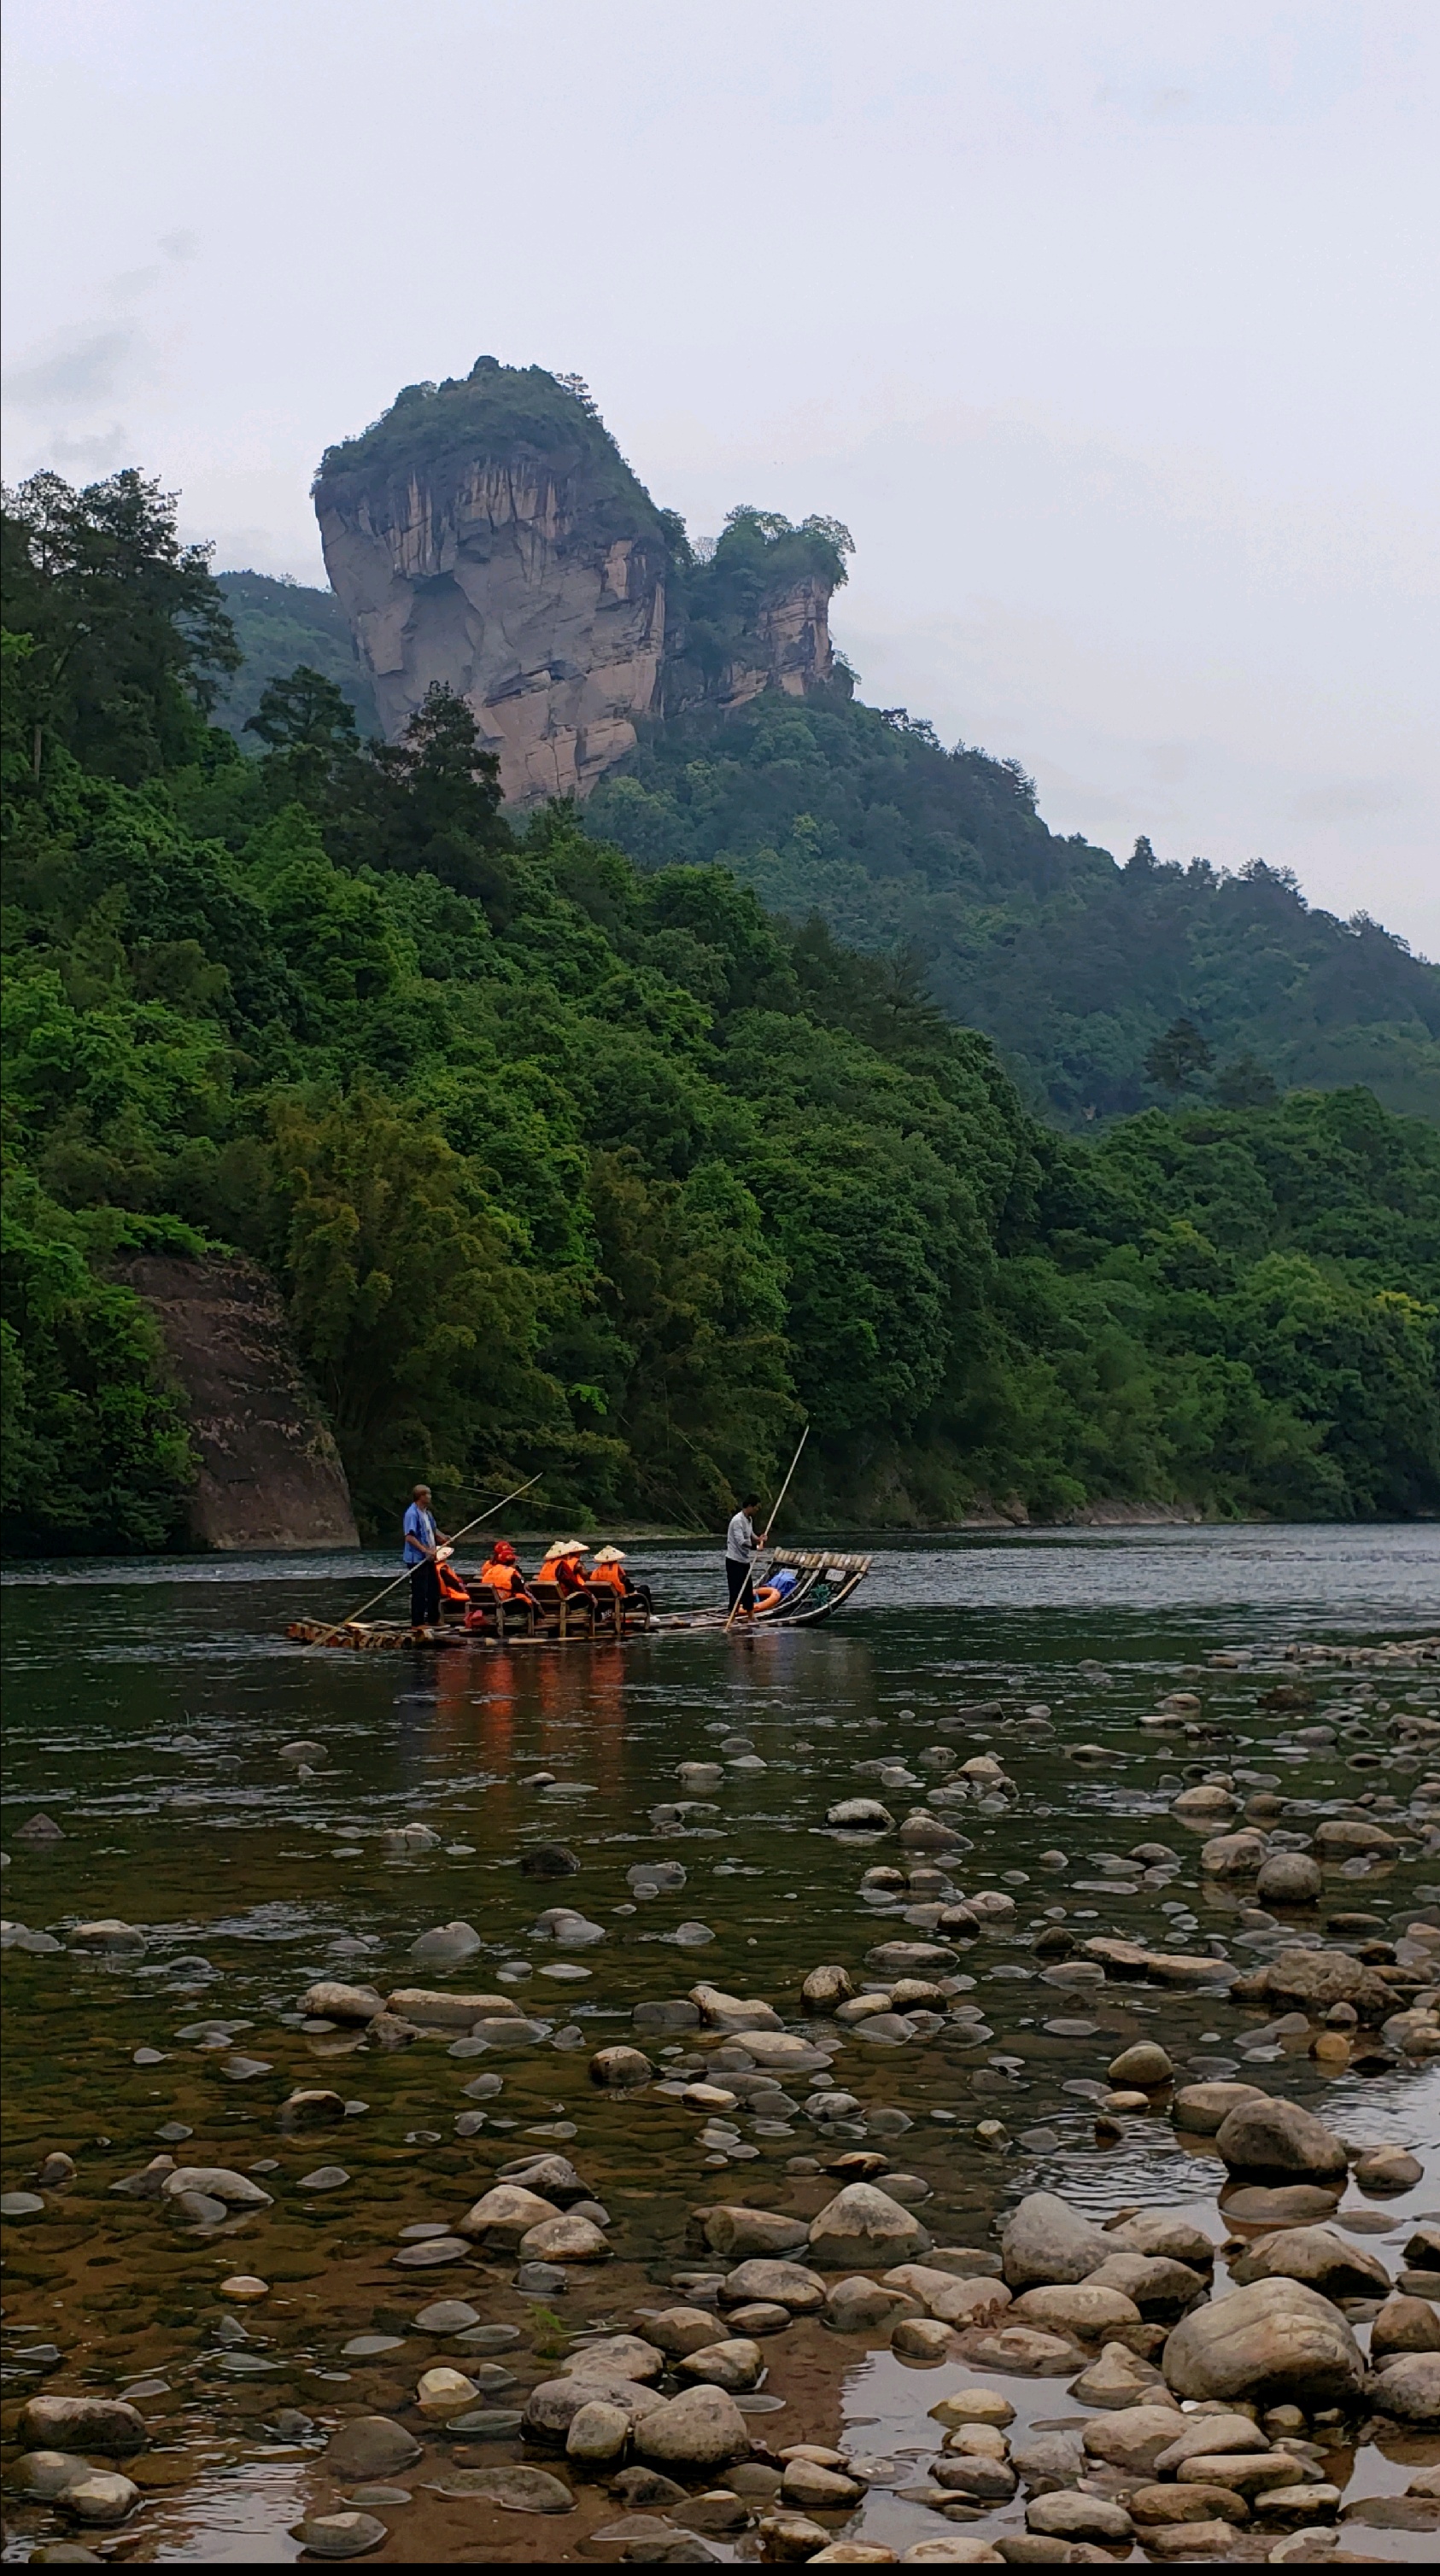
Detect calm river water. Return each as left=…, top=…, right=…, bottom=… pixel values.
left=3, top=1524, right=1438, bottom=2561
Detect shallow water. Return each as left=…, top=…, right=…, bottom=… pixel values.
left=3, top=1524, right=1439, bottom=2561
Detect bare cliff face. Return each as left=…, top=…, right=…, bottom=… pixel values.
left=315, top=362, right=844, bottom=805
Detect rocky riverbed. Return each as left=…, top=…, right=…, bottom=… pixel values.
left=2, top=1538, right=1438, bottom=2561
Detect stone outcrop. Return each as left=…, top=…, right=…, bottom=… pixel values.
left=117, top=1254, right=357, bottom=1551
left=315, top=359, right=840, bottom=806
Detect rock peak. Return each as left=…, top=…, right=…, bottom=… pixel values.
left=314, top=363, right=848, bottom=804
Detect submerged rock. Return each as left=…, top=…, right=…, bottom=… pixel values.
left=324, top=2418, right=422, bottom=2478
left=19, top=2398, right=147, bottom=2459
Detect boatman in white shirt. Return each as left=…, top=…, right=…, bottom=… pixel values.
left=402, top=1484, right=448, bottom=1628
left=724, top=1494, right=769, bottom=1619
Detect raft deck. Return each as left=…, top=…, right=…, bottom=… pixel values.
left=285, top=1548, right=872, bottom=1650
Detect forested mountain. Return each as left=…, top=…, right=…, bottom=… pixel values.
left=214, top=561, right=1440, bottom=1131
left=588, top=691, right=1440, bottom=1126
left=3, top=465, right=1437, bottom=1556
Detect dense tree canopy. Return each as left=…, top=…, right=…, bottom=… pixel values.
left=3, top=470, right=1437, bottom=1552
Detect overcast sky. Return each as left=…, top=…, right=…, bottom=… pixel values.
left=3, top=0, right=1437, bottom=951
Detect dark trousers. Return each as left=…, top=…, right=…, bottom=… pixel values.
left=725, top=1559, right=755, bottom=1613
left=409, top=1559, right=441, bottom=1626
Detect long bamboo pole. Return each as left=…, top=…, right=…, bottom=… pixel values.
left=724, top=1423, right=810, bottom=1633
left=307, top=1470, right=543, bottom=1644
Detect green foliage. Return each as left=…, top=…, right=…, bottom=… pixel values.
left=587, top=702, right=1440, bottom=1124
left=3, top=467, right=1437, bottom=1551
left=214, top=572, right=378, bottom=741
left=2, top=469, right=238, bottom=784
left=315, top=357, right=666, bottom=544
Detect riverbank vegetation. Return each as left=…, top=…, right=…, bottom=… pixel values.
left=4, top=469, right=1438, bottom=1552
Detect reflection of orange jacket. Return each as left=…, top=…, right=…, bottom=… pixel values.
left=586, top=1563, right=627, bottom=1592
left=480, top=1558, right=526, bottom=1594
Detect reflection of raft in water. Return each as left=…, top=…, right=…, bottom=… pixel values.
left=286, top=1549, right=873, bottom=1651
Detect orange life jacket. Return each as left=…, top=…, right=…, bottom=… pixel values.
left=552, top=1556, right=587, bottom=1592
left=436, top=1559, right=469, bottom=1603
left=586, top=1562, right=627, bottom=1592
left=481, top=1557, right=525, bottom=1594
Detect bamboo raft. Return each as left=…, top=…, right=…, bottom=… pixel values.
left=285, top=1549, right=872, bottom=1651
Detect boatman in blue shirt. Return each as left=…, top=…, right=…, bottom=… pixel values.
left=724, top=1494, right=768, bottom=1619
left=402, top=1484, right=448, bottom=1628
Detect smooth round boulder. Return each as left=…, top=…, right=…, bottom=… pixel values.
left=721, top=2258, right=827, bottom=2312
left=519, top=1844, right=580, bottom=1877
left=1372, top=2297, right=1440, bottom=2358
left=808, top=2182, right=933, bottom=2269
left=1106, top=2042, right=1173, bottom=2088
left=803, top=1965, right=854, bottom=2008
left=694, top=2204, right=811, bottom=2258
left=828, top=1800, right=897, bottom=1831
left=1171, top=2082, right=1266, bottom=2135
left=18, top=2398, right=147, bottom=2458
left=518, top=2215, right=611, bottom=2263
left=675, top=2337, right=764, bottom=2392
left=56, top=2474, right=139, bottom=2526
left=999, top=2191, right=1112, bottom=2288
left=565, top=2399, right=632, bottom=2464
left=1163, top=2277, right=1364, bottom=2408
left=288, top=2515, right=387, bottom=2560
left=634, top=2384, right=751, bottom=2472
left=458, top=2184, right=562, bottom=2246
left=1256, top=1852, right=1323, bottom=1906
left=1199, top=1831, right=1268, bottom=1878
left=1213, top=2096, right=1348, bottom=2182
left=1026, top=2493, right=1134, bottom=2542
left=408, top=1920, right=482, bottom=1965
left=1354, top=2144, right=1424, bottom=2193
left=323, top=2418, right=423, bottom=2479
left=1010, top=2284, right=1142, bottom=2340
left=1369, top=2354, right=1440, bottom=2424
left=1228, top=2224, right=1390, bottom=2303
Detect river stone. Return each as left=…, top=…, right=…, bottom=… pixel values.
left=1068, top=2341, right=1168, bottom=2407
left=1369, top=2353, right=1440, bottom=2423
left=157, top=2153, right=272, bottom=2206
left=1234, top=1947, right=1395, bottom=2024
left=1229, top=2223, right=1390, bottom=2301
left=635, top=2385, right=751, bottom=2472
left=1213, top=2096, right=1348, bottom=2182
left=429, top=2464, right=575, bottom=2510
left=55, top=2472, right=139, bottom=2526
left=324, top=2418, right=423, bottom=2478
left=563, top=2335, right=666, bottom=2385
left=1026, top=2493, right=1134, bottom=2542
left=1010, top=2284, right=1142, bottom=2340
left=281, top=2087, right=348, bottom=2125
left=516, top=2213, right=607, bottom=2265
left=829, top=1799, right=897, bottom=1830
left=1000, top=2192, right=1112, bottom=2288
left=1151, top=2415, right=1269, bottom=2473
left=721, top=2259, right=827, bottom=2312
left=1084, top=2252, right=1206, bottom=2316
left=694, top=2205, right=811, bottom=2258
left=17, top=1813, right=65, bottom=1840
left=520, top=1843, right=580, bottom=1876
left=826, top=2277, right=922, bottom=2334
left=1314, top=1818, right=1398, bottom=1857
left=19, top=2398, right=147, bottom=2458
left=409, top=1920, right=483, bottom=1965
left=70, top=1919, right=146, bottom=1953
left=566, top=2398, right=633, bottom=2463
left=963, top=2327, right=1084, bottom=2376
left=866, top=1941, right=956, bottom=1978
left=808, top=2183, right=932, bottom=2269
left=638, top=2309, right=724, bottom=2358
left=676, top=2337, right=764, bottom=2391
left=458, top=2184, right=563, bottom=2246
left=1010, top=2429, right=1085, bottom=2490
left=524, top=2375, right=664, bottom=2443
left=1256, top=1853, right=1324, bottom=1905
left=1354, top=2142, right=1424, bottom=2192
left=1372, top=2296, right=1440, bottom=2357
left=803, top=1966, right=855, bottom=2008
left=1080, top=2406, right=1186, bottom=2476
left=1106, top=2042, right=1173, bottom=2087
left=1162, top=2277, right=1364, bottom=2406
left=392, top=2235, right=471, bottom=2268
left=288, top=2514, right=387, bottom=2559
left=385, top=1987, right=518, bottom=2025
left=882, top=2266, right=1010, bottom=2329
left=533, top=1907, right=606, bottom=1947
left=1200, top=1831, right=1269, bottom=1878
left=1173, top=2081, right=1266, bottom=2137
left=498, top=2151, right=590, bottom=2198
left=690, top=1983, right=782, bottom=2031
left=589, top=2045, right=654, bottom=2088
left=893, top=2316, right=957, bottom=2362
left=1108, top=2211, right=1216, bottom=2268
left=6, top=2454, right=96, bottom=2499
left=1131, top=2485, right=1250, bottom=2528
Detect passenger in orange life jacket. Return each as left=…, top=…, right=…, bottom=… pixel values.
left=471, top=1538, right=536, bottom=1621
left=542, top=1539, right=591, bottom=1592
left=584, top=1544, right=653, bottom=1613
